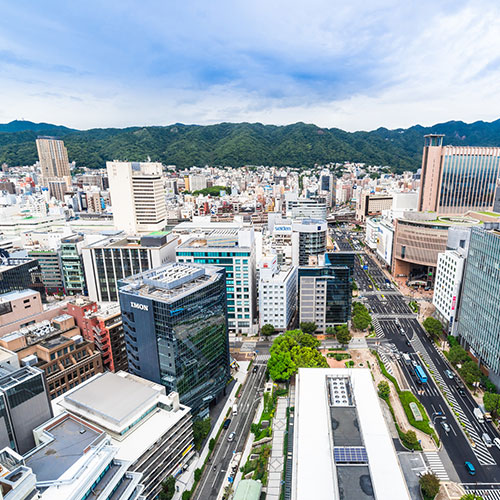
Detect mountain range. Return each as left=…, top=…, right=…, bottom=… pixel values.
left=1, top=119, right=500, bottom=172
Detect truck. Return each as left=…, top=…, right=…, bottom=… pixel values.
left=480, top=405, right=492, bottom=422
left=474, top=407, right=485, bottom=423
left=402, top=353, right=411, bottom=365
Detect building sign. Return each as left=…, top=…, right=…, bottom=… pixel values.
left=130, top=301, right=149, bottom=311
left=451, top=296, right=457, bottom=311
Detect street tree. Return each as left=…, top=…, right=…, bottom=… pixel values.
left=299, top=322, right=317, bottom=335
left=460, top=360, right=482, bottom=386
left=261, top=324, right=275, bottom=337
left=377, top=380, right=390, bottom=400
left=419, top=472, right=440, bottom=498
left=448, top=345, right=469, bottom=367
left=325, top=326, right=336, bottom=337
left=336, top=325, right=352, bottom=345
left=460, top=494, right=484, bottom=500
left=267, top=350, right=297, bottom=382
left=159, top=476, right=176, bottom=500
left=423, top=317, right=443, bottom=339
left=483, top=392, right=500, bottom=418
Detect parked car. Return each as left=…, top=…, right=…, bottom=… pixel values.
left=444, top=369, right=454, bottom=379
left=227, top=432, right=236, bottom=442
left=482, top=433, right=493, bottom=447
left=440, top=421, right=450, bottom=433
left=223, top=419, right=231, bottom=430
left=465, top=461, right=476, bottom=475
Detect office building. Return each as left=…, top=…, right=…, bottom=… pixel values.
left=107, top=161, right=167, bottom=233
left=259, top=254, right=297, bottom=331
left=25, top=413, right=143, bottom=500
left=0, top=447, right=38, bottom=500
left=67, top=298, right=129, bottom=373
left=27, top=249, right=64, bottom=295
left=36, top=136, right=71, bottom=189
left=60, top=234, right=87, bottom=295
left=0, top=314, right=103, bottom=399
left=188, top=174, right=207, bottom=192
left=292, top=219, right=327, bottom=266
left=82, top=232, right=179, bottom=302
left=118, top=262, right=230, bottom=415
left=458, top=226, right=500, bottom=386
left=418, top=134, right=500, bottom=215
left=54, top=371, right=194, bottom=500
left=298, top=257, right=351, bottom=333
left=176, top=228, right=256, bottom=334
left=285, top=193, right=327, bottom=220
left=0, top=289, right=43, bottom=328
left=47, top=178, right=69, bottom=201
left=356, top=193, right=393, bottom=222
left=292, top=368, right=410, bottom=500
left=0, top=365, right=52, bottom=454
left=0, top=258, right=45, bottom=301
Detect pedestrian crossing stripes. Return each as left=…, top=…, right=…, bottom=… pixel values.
left=255, top=353, right=270, bottom=364
left=377, top=346, right=393, bottom=375
left=423, top=451, right=449, bottom=481
left=411, top=335, right=496, bottom=466
left=372, top=317, right=385, bottom=339
left=463, top=488, right=500, bottom=499
left=240, top=342, right=256, bottom=352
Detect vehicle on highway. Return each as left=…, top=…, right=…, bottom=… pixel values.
left=414, top=365, right=428, bottom=384
left=402, top=353, right=411, bottom=364
left=482, top=432, right=493, bottom=447
left=458, top=388, right=466, bottom=396
left=465, top=461, right=476, bottom=475
left=412, top=360, right=418, bottom=367
left=232, top=404, right=238, bottom=416
left=406, top=340, right=411, bottom=347
left=400, top=328, right=405, bottom=335
left=228, top=432, right=236, bottom=442
left=223, top=419, right=231, bottom=430
left=494, top=437, right=500, bottom=450
left=252, top=365, right=258, bottom=374
left=444, top=369, right=454, bottom=379
left=474, top=407, right=485, bottom=423
left=440, top=421, right=450, bottom=433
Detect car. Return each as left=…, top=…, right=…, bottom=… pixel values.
left=227, top=432, right=236, bottom=442
left=440, top=421, right=450, bottom=433
left=458, top=388, right=466, bottom=396
left=465, top=461, right=476, bottom=475
left=406, top=340, right=411, bottom=347
left=223, top=419, right=231, bottom=430
left=494, top=437, right=500, bottom=450
left=444, top=369, right=454, bottom=379
left=400, top=329, right=405, bottom=335
left=482, top=433, right=493, bottom=447
left=252, top=365, right=258, bottom=374
left=412, top=360, right=418, bottom=367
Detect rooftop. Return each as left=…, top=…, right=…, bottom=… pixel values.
left=0, top=289, right=38, bottom=303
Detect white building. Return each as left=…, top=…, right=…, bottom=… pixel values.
left=188, top=174, right=207, bottom=192
left=433, top=250, right=465, bottom=333
left=258, top=253, right=297, bottom=331
left=107, top=161, right=167, bottom=233
left=285, top=193, right=327, bottom=220
left=375, top=218, right=394, bottom=268
left=52, top=371, right=194, bottom=500
left=364, top=218, right=379, bottom=250
left=292, top=368, right=411, bottom=500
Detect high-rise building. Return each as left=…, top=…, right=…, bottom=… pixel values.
left=356, top=192, right=393, bottom=222
left=118, top=262, right=230, bottom=415
left=60, top=234, right=87, bottom=295
left=0, top=365, right=52, bottom=454
left=107, top=161, right=167, bottom=233
left=36, top=136, right=71, bottom=190
left=418, top=135, right=500, bottom=215
left=82, top=233, right=179, bottom=302
left=458, top=226, right=500, bottom=386
left=0, top=258, right=46, bottom=301
left=27, top=249, right=64, bottom=295
left=298, top=255, right=352, bottom=333
left=292, top=219, right=327, bottom=266
left=285, top=193, right=327, bottom=219
left=176, top=228, right=256, bottom=334
left=259, top=254, right=297, bottom=331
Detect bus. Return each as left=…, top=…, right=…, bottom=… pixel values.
left=414, top=365, right=428, bottom=384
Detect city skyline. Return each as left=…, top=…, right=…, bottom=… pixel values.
left=2, top=1, right=500, bottom=131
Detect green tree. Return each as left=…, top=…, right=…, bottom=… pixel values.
left=298, top=332, right=320, bottom=349
left=460, top=494, right=484, bottom=500
left=351, top=280, right=358, bottom=291
left=267, top=350, right=297, bottom=382
left=352, top=312, right=371, bottom=331
left=261, top=324, right=275, bottom=337
left=483, top=392, right=500, bottom=418
left=460, top=360, right=482, bottom=386
left=378, top=380, right=390, bottom=400
left=447, top=335, right=459, bottom=347
left=402, top=430, right=419, bottom=449
left=419, top=472, right=440, bottom=498
left=336, top=325, right=352, bottom=345
left=325, top=326, right=336, bottom=337
left=209, top=438, right=216, bottom=452
left=159, top=476, right=176, bottom=500
left=192, top=418, right=211, bottom=451
left=194, top=468, right=202, bottom=482
left=448, top=345, right=469, bottom=366
left=423, top=317, right=443, bottom=339
left=299, top=322, right=317, bottom=335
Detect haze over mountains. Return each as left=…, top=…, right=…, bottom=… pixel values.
left=1, top=118, right=500, bottom=172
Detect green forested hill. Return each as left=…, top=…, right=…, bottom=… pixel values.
left=1, top=119, right=500, bottom=172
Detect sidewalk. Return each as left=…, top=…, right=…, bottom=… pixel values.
left=172, top=361, right=250, bottom=500
left=266, top=397, right=289, bottom=500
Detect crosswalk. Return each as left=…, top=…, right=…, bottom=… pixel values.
left=411, top=335, right=496, bottom=466
left=377, top=346, right=394, bottom=375
left=372, top=317, right=385, bottom=339
left=240, top=342, right=256, bottom=352
left=463, top=487, right=500, bottom=499
left=423, top=451, right=449, bottom=481
left=255, top=353, right=270, bottom=364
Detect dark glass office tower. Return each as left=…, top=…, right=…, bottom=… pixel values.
left=118, top=262, right=230, bottom=416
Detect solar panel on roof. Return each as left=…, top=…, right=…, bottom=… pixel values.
left=334, top=446, right=368, bottom=464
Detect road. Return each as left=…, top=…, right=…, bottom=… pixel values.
left=333, top=226, right=500, bottom=489
left=193, top=364, right=267, bottom=500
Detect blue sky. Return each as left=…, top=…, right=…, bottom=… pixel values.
left=1, top=0, right=500, bottom=130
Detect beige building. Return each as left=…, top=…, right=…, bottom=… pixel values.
left=356, top=192, right=393, bottom=222
left=36, top=136, right=71, bottom=190
left=107, top=161, right=167, bottom=233
left=418, top=134, right=500, bottom=215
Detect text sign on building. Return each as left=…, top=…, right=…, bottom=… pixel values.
left=130, top=301, right=149, bottom=311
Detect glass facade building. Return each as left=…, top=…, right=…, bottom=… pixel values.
left=458, top=227, right=500, bottom=385
left=118, top=263, right=230, bottom=415
left=0, top=258, right=46, bottom=301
